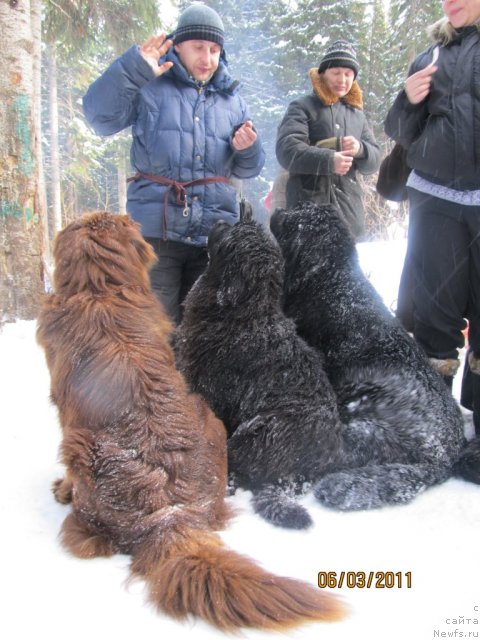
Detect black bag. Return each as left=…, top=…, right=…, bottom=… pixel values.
left=376, top=143, right=411, bottom=202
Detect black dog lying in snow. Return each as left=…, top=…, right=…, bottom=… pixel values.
left=270, top=202, right=480, bottom=509
left=176, top=218, right=345, bottom=529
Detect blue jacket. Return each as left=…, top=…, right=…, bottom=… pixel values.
left=83, top=45, right=265, bottom=244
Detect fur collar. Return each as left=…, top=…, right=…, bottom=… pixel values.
left=308, top=68, right=363, bottom=110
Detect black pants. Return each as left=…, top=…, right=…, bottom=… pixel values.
left=406, top=188, right=480, bottom=360
left=404, top=189, right=480, bottom=430
left=144, top=238, right=208, bottom=325
left=395, top=255, right=414, bottom=333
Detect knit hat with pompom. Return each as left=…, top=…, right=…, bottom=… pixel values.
left=318, top=40, right=360, bottom=78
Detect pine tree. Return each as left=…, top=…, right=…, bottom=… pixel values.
left=386, top=0, right=444, bottom=101
left=361, top=0, right=390, bottom=139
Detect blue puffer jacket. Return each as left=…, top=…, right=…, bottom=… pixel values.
left=83, top=45, right=265, bottom=244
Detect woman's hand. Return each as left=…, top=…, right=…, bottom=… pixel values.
left=341, top=136, right=361, bottom=157
left=140, top=33, right=173, bottom=77
left=405, top=65, right=437, bottom=105
left=333, top=152, right=354, bottom=175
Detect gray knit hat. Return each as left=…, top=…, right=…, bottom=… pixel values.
left=318, top=40, right=360, bottom=78
left=173, top=3, right=225, bottom=47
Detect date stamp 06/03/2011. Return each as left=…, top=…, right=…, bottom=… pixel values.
left=317, top=570, right=412, bottom=589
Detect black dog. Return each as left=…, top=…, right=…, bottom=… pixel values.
left=176, top=219, right=345, bottom=529
left=271, top=202, right=479, bottom=510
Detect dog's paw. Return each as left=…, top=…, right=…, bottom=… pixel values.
left=52, top=477, right=73, bottom=504
left=314, top=464, right=433, bottom=511
left=251, top=489, right=313, bottom=529
left=60, top=512, right=115, bottom=558
left=313, top=472, right=382, bottom=511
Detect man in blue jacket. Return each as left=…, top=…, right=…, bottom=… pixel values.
left=83, top=3, right=265, bottom=323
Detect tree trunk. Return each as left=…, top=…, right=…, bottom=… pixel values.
left=30, top=0, right=51, bottom=265
left=0, top=0, right=44, bottom=322
left=31, top=0, right=50, bottom=266
left=47, top=43, right=62, bottom=235
left=64, top=88, right=78, bottom=225
left=405, top=3, right=422, bottom=64
left=117, top=155, right=127, bottom=215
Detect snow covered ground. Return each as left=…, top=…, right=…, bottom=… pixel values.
left=2, top=239, right=479, bottom=640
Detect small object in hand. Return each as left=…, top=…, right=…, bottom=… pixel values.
left=428, top=46, right=439, bottom=67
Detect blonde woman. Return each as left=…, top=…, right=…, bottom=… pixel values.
left=385, top=0, right=480, bottom=431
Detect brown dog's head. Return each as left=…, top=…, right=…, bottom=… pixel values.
left=52, top=212, right=157, bottom=296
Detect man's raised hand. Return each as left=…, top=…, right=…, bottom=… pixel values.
left=140, top=33, right=174, bottom=77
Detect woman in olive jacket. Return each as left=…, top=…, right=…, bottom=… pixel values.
left=384, top=1, right=480, bottom=432
left=275, top=40, right=381, bottom=239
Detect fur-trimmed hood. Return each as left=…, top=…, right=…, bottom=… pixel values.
left=309, top=68, right=363, bottom=110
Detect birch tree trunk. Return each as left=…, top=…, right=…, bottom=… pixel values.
left=0, top=0, right=44, bottom=321
left=31, top=0, right=50, bottom=265
left=64, top=88, right=78, bottom=225
left=47, top=43, right=62, bottom=235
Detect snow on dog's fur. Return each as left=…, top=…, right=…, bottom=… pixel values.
left=271, top=202, right=479, bottom=510
left=37, top=211, right=345, bottom=631
left=176, top=218, right=344, bottom=529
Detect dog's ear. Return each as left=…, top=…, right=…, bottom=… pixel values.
left=110, top=215, right=157, bottom=270
left=269, top=208, right=286, bottom=238
left=216, top=267, right=246, bottom=307
left=207, top=221, right=230, bottom=260
left=207, top=221, right=244, bottom=306
left=311, top=204, right=356, bottom=261
left=132, top=236, right=157, bottom=269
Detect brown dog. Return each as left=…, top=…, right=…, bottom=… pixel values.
left=37, top=211, right=344, bottom=632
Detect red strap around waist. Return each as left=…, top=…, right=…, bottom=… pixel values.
left=127, top=172, right=230, bottom=240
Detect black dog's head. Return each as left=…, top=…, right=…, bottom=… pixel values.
left=270, top=202, right=356, bottom=274
left=206, top=220, right=284, bottom=308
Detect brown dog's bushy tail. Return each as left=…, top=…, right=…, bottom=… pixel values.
left=130, top=529, right=346, bottom=632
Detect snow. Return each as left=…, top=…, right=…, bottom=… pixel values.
left=2, top=239, right=479, bottom=640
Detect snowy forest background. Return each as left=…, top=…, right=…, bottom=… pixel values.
left=3, top=6, right=480, bottom=637
left=37, top=0, right=444, bottom=235
left=1, top=0, right=445, bottom=322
